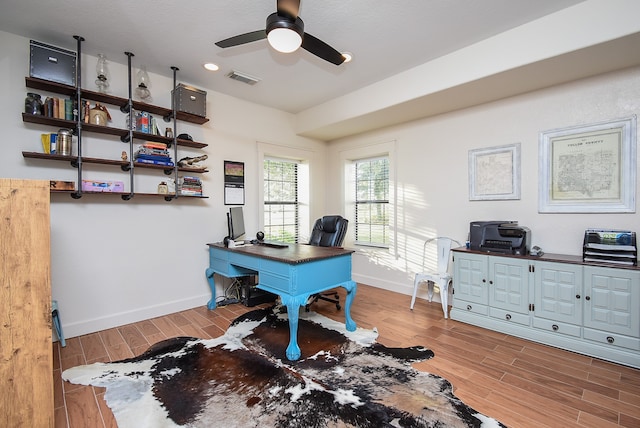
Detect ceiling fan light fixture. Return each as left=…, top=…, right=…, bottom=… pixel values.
left=268, top=28, right=302, bottom=53
left=266, top=12, right=304, bottom=53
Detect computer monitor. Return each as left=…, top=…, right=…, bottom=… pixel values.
left=227, top=206, right=246, bottom=241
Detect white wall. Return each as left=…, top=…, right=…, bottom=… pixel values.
left=327, top=66, right=640, bottom=299
left=0, top=31, right=327, bottom=337
left=3, top=28, right=640, bottom=336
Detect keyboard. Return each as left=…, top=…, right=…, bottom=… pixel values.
left=258, top=241, right=289, bottom=249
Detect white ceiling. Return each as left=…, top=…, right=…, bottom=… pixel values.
left=1, top=0, right=585, bottom=114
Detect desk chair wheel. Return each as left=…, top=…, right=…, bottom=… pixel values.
left=305, top=292, right=341, bottom=312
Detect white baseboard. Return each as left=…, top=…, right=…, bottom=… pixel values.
left=351, top=273, right=446, bottom=304
left=61, top=294, right=211, bottom=339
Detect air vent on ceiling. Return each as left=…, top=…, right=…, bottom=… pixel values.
left=226, top=70, right=261, bottom=85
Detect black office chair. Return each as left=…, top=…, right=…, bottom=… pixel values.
left=305, top=215, right=349, bottom=312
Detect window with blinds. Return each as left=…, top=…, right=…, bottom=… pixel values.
left=263, top=158, right=299, bottom=243
left=355, top=156, right=389, bottom=247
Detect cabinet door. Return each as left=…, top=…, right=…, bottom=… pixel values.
left=454, top=252, right=488, bottom=304
left=534, top=261, right=582, bottom=325
left=584, top=266, right=640, bottom=338
left=489, top=257, right=530, bottom=314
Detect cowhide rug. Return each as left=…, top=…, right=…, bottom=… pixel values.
left=63, top=307, right=506, bottom=427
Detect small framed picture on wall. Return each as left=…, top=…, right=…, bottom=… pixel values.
left=468, top=143, right=521, bottom=201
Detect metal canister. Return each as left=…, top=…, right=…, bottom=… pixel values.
left=57, top=129, right=73, bottom=156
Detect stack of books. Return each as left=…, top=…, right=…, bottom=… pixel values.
left=179, top=176, right=203, bottom=196
left=583, top=229, right=637, bottom=266
left=135, top=142, right=174, bottom=166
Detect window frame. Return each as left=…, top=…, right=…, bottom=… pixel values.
left=263, top=157, right=300, bottom=243
left=353, top=155, right=390, bottom=248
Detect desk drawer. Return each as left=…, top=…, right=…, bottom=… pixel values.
left=489, top=307, right=530, bottom=326
left=229, top=252, right=260, bottom=270
left=532, top=317, right=581, bottom=338
left=583, top=328, right=640, bottom=351
left=210, top=257, right=230, bottom=275
left=260, top=272, right=290, bottom=293
left=453, top=300, right=488, bottom=316
left=260, top=258, right=291, bottom=276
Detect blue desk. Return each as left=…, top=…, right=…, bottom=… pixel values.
left=206, top=243, right=357, bottom=360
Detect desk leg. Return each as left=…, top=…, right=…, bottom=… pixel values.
left=280, top=294, right=307, bottom=361
left=341, top=280, right=357, bottom=331
left=205, top=268, right=216, bottom=310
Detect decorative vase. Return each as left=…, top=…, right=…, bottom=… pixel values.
left=89, top=103, right=110, bottom=126
left=157, top=182, right=168, bottom=194
left=95, top=54, right=110, bottom=93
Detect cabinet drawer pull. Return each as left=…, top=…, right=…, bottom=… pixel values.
left=585, top=296, right=591, bottom=301
left=576, top=294, right=580, bottom=299
left=552, top=324, right=559, bottom=331
left=607, top=336, right=614, bottom=344
left=466, top=305, right=472, bottom=311
left=505, top=314, right=511, bottom=321
left=489, top=280, right=493, bottom=285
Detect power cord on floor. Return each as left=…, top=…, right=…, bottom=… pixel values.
left=216, top=277, right=243, bottom=306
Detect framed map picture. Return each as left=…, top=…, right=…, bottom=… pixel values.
left=539, top=116, right=637, bottom=213
left=469, top=143, right=521, bottom=200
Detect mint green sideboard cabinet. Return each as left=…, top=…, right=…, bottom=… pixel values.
left=451, top=248, right=640, bottom=368
left=583, top=266, right=640, bottom=353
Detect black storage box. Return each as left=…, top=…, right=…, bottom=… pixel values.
left=174, top=83, right=206, bottom=117
left=30, top=40, right=76, bottom=86
left=239, top=276, right=277, bottom=307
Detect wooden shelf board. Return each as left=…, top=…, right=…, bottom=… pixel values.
left=23, top=115, right=207, bottom=148
left=22, top=151, right=75, bottom=161
left=25, top=76, right=210, bottom=126
left=22, top=113, right=76, bottom=128
left=82, top=122, right=127, bottom=137
left=50, top=189, right=208, bottom=199
left=23, top=152, right=208, bottom=175
left=176, top=138, right=208, bottom=149
left=176, top=111, right=209, bottom=125
left=25, top=76, right=76, bottom=97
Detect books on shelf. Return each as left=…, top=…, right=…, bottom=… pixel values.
left=41, top=96, right=75, bottom=120
left=127, top=110, right=161, bottom=135
left=583, top=229, right=637, bottom=266
left=134, top=142, right=173, bottom=166
left=178, top=176, right=203, bottom=196
left=135, top=158, right=175, bottom=166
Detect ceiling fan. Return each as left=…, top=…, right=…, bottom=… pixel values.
left=215, top=0, right=346, bottom=66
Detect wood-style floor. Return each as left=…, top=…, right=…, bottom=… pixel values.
left=54, top=284, right=640, bottom=427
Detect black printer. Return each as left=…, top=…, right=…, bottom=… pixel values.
left=469, top=221, right=531, bottom=255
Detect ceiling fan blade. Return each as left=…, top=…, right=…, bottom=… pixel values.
left=301, top=33, right=345, bottom=65
left=215, top=30, right=266, bottom=48
left=276, top=0, right=300, bottom=18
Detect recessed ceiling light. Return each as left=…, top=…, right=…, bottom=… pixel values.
left=203, top=63, right=219, bottom=71
left=341, top=52, right=353, bottom=63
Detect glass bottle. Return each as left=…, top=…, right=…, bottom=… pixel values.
left=25, top=92, right=43, bottom=115
left=158, top=182, right=168, bottom=194
left=135, top=66, right=152, bottom=101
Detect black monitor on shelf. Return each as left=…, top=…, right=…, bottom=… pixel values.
left=227, top=206, right=246, bottom=241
